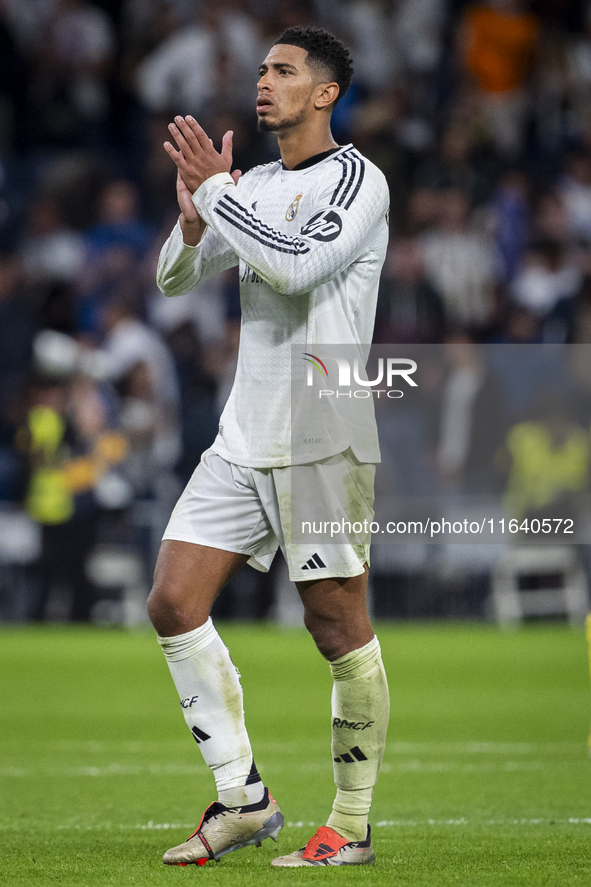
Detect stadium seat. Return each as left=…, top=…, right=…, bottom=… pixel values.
left=85, top=544, right=148, bottom=627
left=490, top=545, right=589, bottom=627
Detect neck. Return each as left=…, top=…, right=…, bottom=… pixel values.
left=277, top=119, right=338, bottom=170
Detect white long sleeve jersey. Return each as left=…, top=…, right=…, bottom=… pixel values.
left=157, top=144, right=389, bottom=468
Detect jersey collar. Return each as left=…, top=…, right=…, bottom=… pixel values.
left=281, top=145, right=351, bottom=171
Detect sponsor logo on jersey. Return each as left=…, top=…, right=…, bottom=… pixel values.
left=332, top=718, right=375, bottom=730
left=333, top=746, right=368, bottom=763
left=300, top=209, right=342, bottom=241
left=241, top=264, right=264, bottom=284
left=285, top=193, right=303, bottom=221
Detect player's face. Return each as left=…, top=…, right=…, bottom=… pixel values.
left=256, top=45, right=318, bottom=133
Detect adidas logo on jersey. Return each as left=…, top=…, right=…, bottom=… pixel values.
left=301, top=553, right=327, bottom=571
left=333, top=746, right=368, bottom=763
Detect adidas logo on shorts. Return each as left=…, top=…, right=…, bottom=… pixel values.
left=301, top=553, right=327, bottom=571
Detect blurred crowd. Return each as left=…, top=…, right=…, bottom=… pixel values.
left=2, top=0, right=591, bottom=621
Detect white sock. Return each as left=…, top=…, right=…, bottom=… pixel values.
left=327, top=635, right=389, bottom=842
left=157, top=619, right=264, bottom=807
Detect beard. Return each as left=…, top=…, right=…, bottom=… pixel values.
left=257, top=103, right=308, bottom=133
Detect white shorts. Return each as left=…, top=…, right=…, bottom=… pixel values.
left=162, top=447, right=374, bottom=582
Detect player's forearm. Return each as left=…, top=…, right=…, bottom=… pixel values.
left=157, top=221, right=206, bottom=296
left=192, top=175, right=383, bottom=297
left=180, top=213, right=206, bottom=247
left=157, top=219, right=239, bottom=297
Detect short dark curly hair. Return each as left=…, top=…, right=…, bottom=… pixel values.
left=273, top=26, right=353, bottom=107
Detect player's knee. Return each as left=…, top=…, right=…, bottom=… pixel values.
left=304, top=610, right=344, bottom=660
left=146, top=581, right=167, bottom=632
left=147, top=580, right=190, bottom=635
left=304, top=604, right=374, bottom=661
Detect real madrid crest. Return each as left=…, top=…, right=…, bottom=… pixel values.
left=285, top=193, right=303, bottom=221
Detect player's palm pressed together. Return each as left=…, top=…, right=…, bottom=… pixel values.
left=166, top=116, right=241, bottom=245
left=165, top=115, right=242, bottom=195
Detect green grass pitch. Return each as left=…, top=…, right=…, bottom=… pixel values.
left=1, top=622, right=590, bottom=886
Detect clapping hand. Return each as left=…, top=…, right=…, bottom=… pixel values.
left=164, top=115, right=242, bottom=194
left=165, top=116, right=241, bottom=245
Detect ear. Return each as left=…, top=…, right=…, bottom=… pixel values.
left=314, top=82, right=340, bottom=111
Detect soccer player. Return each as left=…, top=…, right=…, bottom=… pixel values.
left=148, top=25, right=390, bottom=868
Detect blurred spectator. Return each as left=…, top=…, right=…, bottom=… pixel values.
left=559, top=149, right=591, bottom=242
left=344, top=0, right=399, bottom=92
left=489, top=168, right=529, bottom=283
left=420, top=188, right=498, bottom=334
left=87, top=178, right=153, bottom=259
left=373, top=237, right=445, bottom=343
left=403, top=186, right=441, bottom=236
left=18, top=191, right=88, bottom=335
left=567, top=4, right=591, bottom=130
left=31, top=152, right=107, bottom=231
left=120, top=0, right=185, bottom=59
left=0, top=252, right=36, bottom=381
left=351, top=87, right=417, bottom=205
left=164, top=320, right=220, bottom=485
left=533, top=27, right=571, bottom=163
left=135, top=3, right=261, bottom=116
left=135, top=10, right=217, bottom=116
left=76, top=242, right=140, bottom=337
left=2, top=0, right=59, bottom=52
left=531, top=189, right=570, bottom=243
left=20, top=198, right=85, bottom=284
left=25, top=0, right=115, bottom=149
left=503, top=396, right=590, bottom=521
left=510, top=238, right=582, bottom=324
left=0, top=252, right=36, bottom=499
left=565, top=7, right=591, bottom=137
left=148, top=265, right=230, bottom=345
left=117, top=359, right=166, bottom=494
left=458, top=0, right=540, bottom=157
left=15, top=372, right=126, bottom=621
left=414, top=123, right=492, bottom=207
left=393, top=0, right=445, bottom=79
left=101, top=295, right=181, bottom=475
left=76, top=180, right=153, bottom=336
left=570, top=278, right=591, bottom=343
left=436, top=338, right=507, bottom=493
left=490, top=305, right=542, bottom=343
left=373, top=347, right=443, bottom=498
